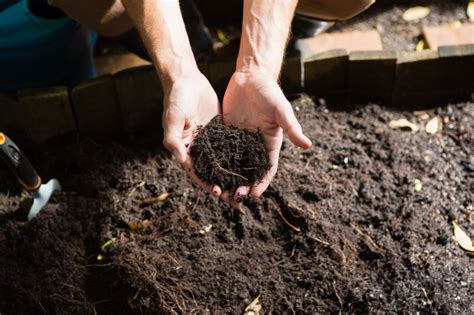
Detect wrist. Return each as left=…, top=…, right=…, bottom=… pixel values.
left=157, top=58, right=199, bottom=91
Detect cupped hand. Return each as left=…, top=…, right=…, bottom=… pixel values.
left=162, top=70, right=222, bottom=197
left=222, top=70, right=312, bottom=207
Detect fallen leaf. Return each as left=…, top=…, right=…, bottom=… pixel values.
left=389, top=119, right=419, bottom=132
left=468, top=1, right=474, bottom=22
left=244, top=295, right=262, bottom=315
left=127, top=220, right=152, bottom=232
left=452, top=221, right=474, bottom=252
left=416, top=38, right=428, bottom=51
left=412, top=178, right=423, bottom=192
left=198, top=224, right=213, bottom=235
left=448, top=20, right=462, bottom=28
left=101, top=237, right=117, bottom=251
left=402, top=7, right=430, bottom=21
left=134, top=192, right=170, bottom=206
left=425, top=116, right=442, bottom=134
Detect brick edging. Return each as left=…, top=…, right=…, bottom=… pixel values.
left=1, top=44, right=473, bottom=145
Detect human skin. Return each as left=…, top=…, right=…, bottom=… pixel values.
left=51, top=0, right=311, bottom=208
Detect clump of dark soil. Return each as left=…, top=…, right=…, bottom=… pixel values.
left=190, top=115, right=271, bottom=192
left=0, top=96, right=472, bottom=314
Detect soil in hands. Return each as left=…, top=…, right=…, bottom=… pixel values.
left=190, top=115, right=271, bottom=192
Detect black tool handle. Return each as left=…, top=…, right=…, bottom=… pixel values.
left=0, top=133, right=41, bottom=191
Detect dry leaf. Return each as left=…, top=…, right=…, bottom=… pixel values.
left=389, top=119, right=419, bottom=132
left=425, top=116, right=442, bottom=134
left=468, top=1, right=474, bottom=22
left=244, top=296, right=262, bottom=315
left=198, top=224, right=213, bottom=235
left=134, top=192, right=170, bottom=206
left=416, top=39, right=428, bottom=51
left=452, top=221, right=474, bottom=252
left=127, top=220, right=152, bottom=232
left=412, top=179, right=423, bottom=192
left=402, top=7, right=430, bottom=21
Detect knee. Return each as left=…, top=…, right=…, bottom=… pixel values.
left=332, top=0, right=375, bottom=20
left=297, top=0, right=375, bottom=21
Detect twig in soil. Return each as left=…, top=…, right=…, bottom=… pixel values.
left=271, top=243, right=297, bottom=267
left=313, top=237, right=331, bottom=246
left=212, top=160, right=248, bottom=181
left=269, top=199, right=301, bottom=232
left=127, top=181, right=145, bottom=199
left=332, top=281, right=343, bottom=315
left=350, top=223, right=381, bottom=251
left=422, top=288, right=432, bottom=305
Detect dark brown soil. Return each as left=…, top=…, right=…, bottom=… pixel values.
left=190, top=116, right=270, bottom=192
left=0, top=95, right=472, bottom=314
left=331, top=0, right=470, bottom=51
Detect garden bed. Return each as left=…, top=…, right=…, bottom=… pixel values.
left=0, top=95, right=472, bottom=314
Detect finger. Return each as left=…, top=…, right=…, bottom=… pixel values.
left=234, top=186, right=250, bottom=204
left=163, top=112, right=187, bottom=163
left=182, top=157, right=220, bottom=195
left=250, top=142, right=280, bottom=198
left=275, top=103, right=312, bottom=149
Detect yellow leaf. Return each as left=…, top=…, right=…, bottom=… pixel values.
left=402, top=7, right=431, bottom=21
left=134, top=192, right=170, bottom=206
left=127, top=220, right=152, bottom=232
left=100, top=237, right=117, bottom=251
left=389, top=119, right=419, bottom=132
left=244, top=295, right=262, bottom=315
left=412, top=179, right=423, bottom=192
left=416, top=39, right=428, bottom=51
left=425, top=116, right=442, bottom=134
left=217, top=30, right=230, bottom=45
left=452, top=221, right=474, bottom=252
left=468, top=1, right=474, bottom=22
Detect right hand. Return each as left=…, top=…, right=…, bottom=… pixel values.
left=162, top=70, right=223, bottom=197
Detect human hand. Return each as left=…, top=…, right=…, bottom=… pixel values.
left=222, top=70, right=312, bottom=207
left=162, top=70, right=222, bottom=197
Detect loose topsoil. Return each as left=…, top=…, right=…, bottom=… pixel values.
left=0, top=96, right=472, bottom=314
left=190, top=116, right=270, bottom=192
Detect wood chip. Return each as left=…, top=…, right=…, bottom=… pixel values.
left=134, top=192, right=170, bottom=206
left=425, top=116, right=442, bottom=134
left=244, top=295, right=262, bottom=315
left=389, top=119, right=419, bottom=132
left=452, top=221, right=474, bottom=252
left=402, top=7, right=430, bottom=21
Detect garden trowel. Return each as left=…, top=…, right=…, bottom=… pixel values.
left=0, top=132, right=61, bottom=221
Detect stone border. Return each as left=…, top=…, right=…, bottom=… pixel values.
left=1, top=44, right=473, bottom=145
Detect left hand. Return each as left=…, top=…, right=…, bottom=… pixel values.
left=222, top=70, right=312, bottom=208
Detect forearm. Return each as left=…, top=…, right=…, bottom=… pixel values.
left=121, top=0, right=198, bottom=90
left=237, top=0, right=297, bottom=80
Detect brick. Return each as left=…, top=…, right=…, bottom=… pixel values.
left=71, top=75, right=123, bottom=136
left=295, top=30, right=383, bottom=59
left=304, top=49, right=348, bottom=102
left=393, top=50, right=444, bottom=107
left=280, top=53, right=302, bottom=95
left=348, top=50, right=397, bottom=103
left=437, top=44, right=474, bottom=101
left=114, top=66, right=163, bottom=133
left=424, top=23, right=474, bottom=50
left=18, top=86, right=76, bottom=144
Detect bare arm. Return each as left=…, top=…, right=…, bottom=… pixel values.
left=237, top=0, right=298, bottom=80
left=121, top=0, right=198, bottom=90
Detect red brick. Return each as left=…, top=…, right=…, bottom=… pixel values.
left=295, top=30, right=383, bottom=58
left=424, top=23, right=474, bottom=50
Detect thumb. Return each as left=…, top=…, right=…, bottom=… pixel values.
left=275, top=102, right=312, bottom=149
left=163, top=111, right=187, bottom=164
